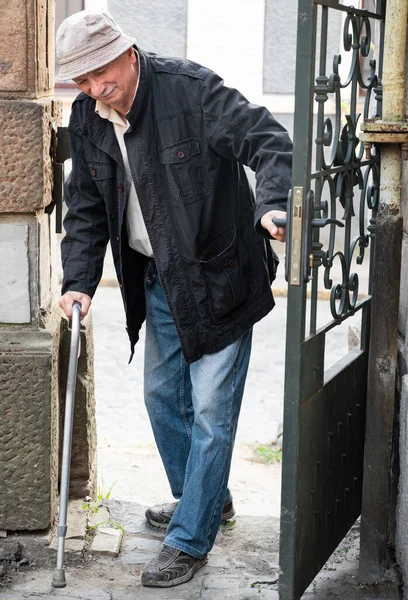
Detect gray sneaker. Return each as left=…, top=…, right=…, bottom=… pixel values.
left=145, top=500, right=235, bottom=529
left=141, top=544, right=207, bottom=587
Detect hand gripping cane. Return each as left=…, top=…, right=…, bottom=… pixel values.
left=52, top=301, right=81, bottom=588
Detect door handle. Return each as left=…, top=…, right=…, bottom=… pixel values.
left=272, top=216, right=344, bottom=229
left=272, top=189, right=344, bottom=283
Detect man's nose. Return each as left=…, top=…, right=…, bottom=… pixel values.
left=89, top=80, right=105, bottom=99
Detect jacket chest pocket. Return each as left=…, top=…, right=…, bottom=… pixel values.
left=88, top=161, right=118, bottom=213
left=160, top=138, right=206, bottom=205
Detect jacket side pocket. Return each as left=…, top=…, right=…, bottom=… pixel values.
left=198, top=228, right=248, bottom=322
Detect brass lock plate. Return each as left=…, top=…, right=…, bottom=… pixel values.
left=290, top=186, right=303, bottom=286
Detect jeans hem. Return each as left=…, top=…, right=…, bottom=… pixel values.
left=164, top=537, right=208, bottom=560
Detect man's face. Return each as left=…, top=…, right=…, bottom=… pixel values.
left=73, top=48, right=137, bottom=113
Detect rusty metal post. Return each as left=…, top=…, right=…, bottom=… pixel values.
left=359, top=0, right=408, bottom=582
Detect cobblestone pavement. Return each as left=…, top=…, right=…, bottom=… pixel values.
left=2, top=260, right=391, bottom=599
left=0, top=513, right=399, bottom=599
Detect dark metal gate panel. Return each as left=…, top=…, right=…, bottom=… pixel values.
left=279, top=1, right=385, bottom=598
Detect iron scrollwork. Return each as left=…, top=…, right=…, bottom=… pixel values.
left=311, top=4, right=381, bottom=326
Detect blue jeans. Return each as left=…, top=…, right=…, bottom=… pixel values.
left=144, top=272, right=252, bottom=558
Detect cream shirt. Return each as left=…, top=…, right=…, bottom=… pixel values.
left=95, top=79, right=153, bottom=257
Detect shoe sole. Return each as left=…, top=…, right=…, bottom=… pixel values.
left=221, top=507, right=236, bottom=522
left=141, top=557, right=208, bottom=587
left=146, top=518, right=168, bottom=529
left=146, top=508, right=236, bottom=529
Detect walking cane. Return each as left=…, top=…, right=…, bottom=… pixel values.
left=52, top=301, right=82, bottom=588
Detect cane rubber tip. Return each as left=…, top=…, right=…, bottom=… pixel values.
left=52, top=568, right=66, bottom=588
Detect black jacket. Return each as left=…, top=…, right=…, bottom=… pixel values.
left=61, top=48, right=292, bottom=363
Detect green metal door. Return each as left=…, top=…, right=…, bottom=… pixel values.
left=279, top=1, right=385, bottom=598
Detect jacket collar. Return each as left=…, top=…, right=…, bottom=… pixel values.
left=127, top=47, right=150, bottom=125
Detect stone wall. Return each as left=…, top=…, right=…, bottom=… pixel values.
left=0, top=0, right=96, bottom=531
left=58, top=318, right=97, bottom=499
left=0, top=330, right=59, bottom=530
left=0, top=0, right=54, bottom=97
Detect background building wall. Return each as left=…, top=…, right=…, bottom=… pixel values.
left=105, top=0, right=296, bottom=193
left=108, top=0, right=188, bottom=58
left=263, top=0, right=342, bottom=96
left=87, top=0, right=296, bottom=139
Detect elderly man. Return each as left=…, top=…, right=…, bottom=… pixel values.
left=56, top=9, right=292, bottom=588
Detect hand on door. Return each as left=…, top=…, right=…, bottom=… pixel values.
left=261, top=210, right=287, bottom=242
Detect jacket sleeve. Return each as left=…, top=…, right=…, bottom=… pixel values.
left=61, top=123, right=109, bottom=298
left=201, top=70, right=292, bottom=236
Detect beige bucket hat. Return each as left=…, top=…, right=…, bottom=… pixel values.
left=56, top=9, right=136, bottom=81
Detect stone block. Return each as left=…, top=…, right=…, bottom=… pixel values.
left=88, top=505, right=110, bottom=528
left=0, top=223, right=30, bottom=323
left=0, top=211, right=60, bottom=325
left=0, top=0, right=55, bottom=96
left=38, top=212, right=54, bottom=312
left=200, top=575, right=279, bottom=600
left=105, top=499, right=165, bottom=538
left=120, top=536, right=161, bottom=564
left=66, top=499, right=87, bottom=540
left=49, top=535, right=84, bottom=554
left=90, top=527, right=123, bottom=557
left=0, top=99, right=61, bottom=213
left=0, top=328, right=59, bottom=530
left=207, top=554, right=230, bottom=568
left=58, top=316, right=97, bottom=499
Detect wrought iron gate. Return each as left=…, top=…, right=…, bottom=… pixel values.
left=279, top=1, right=385, bottom=598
